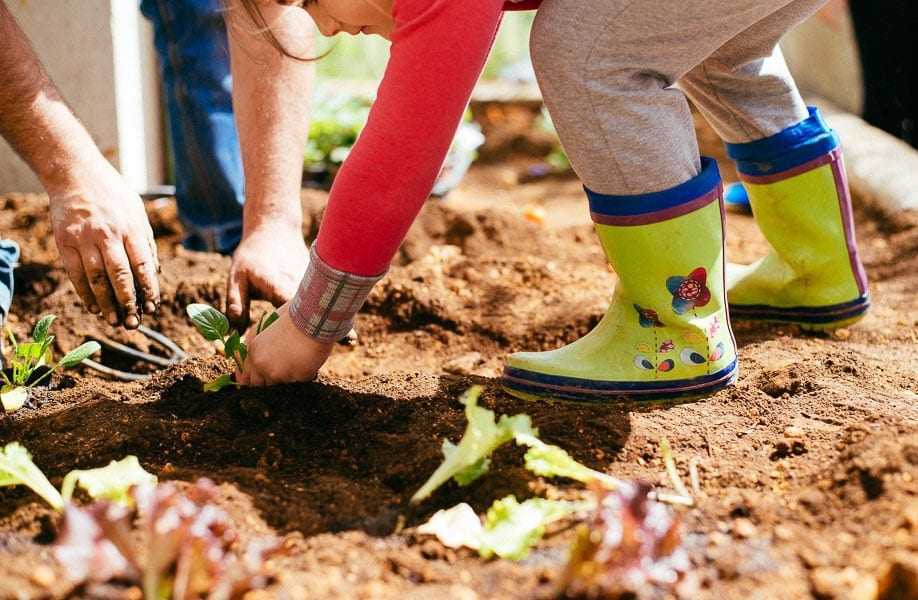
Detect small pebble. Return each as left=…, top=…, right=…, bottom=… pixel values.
left=30, top=565, right=55, bottom=588
left=784, top=426, right=805, bottom=438
left=733, top=518, right=757, bottom=538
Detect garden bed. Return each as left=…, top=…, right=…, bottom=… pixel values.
left=0, top=120, right=915, bottom=599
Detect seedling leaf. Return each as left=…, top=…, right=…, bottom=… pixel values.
left=224, top=331, right=245, bottom=364
left=517, top=434, right=621, bottom=490
left=410, top=386, right=537, bottom=504
left=59, top=341, right=101, bottom=369
left=61, top=456, right=157, bottom=506
left=203, top=373, right=238, bottom=393
left=417, top=503, right=483, bottom=550
left=0, top=442, right=64, bottom=510
left=257, top=311, right=279, bottom=334
left=0, top=385, right=29, bottom=412
left=186, top=304, right=229, bottom=341
left=479, top=495, right=580, bottom=560
left=32, top=315, right=56, bottom=344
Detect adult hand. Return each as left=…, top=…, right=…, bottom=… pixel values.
left=235, top=302, right=334, bottom=386
left=226, top=222, right=309, bottom=326
left=48, top=159, right=159, bottom=329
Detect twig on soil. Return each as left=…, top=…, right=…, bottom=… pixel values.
left=689, top=457, right=703, bottom=498
left=659, top=438, right=693, bottom=506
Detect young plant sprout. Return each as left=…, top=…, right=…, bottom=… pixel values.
left=0, top=442, right=155, bottom=512
left=186, top=303, right=278, bottom=392
left=1, top=315, right=101, bottom=412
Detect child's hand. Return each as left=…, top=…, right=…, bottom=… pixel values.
left=235, top=303, right=335, bottom=386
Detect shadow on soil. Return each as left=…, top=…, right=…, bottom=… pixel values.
left=0, top=368, right=642, bottom=541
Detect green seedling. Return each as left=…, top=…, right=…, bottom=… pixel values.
left=0, top=441, right=155, bottom=511
left=186, top=303, right=278, bottom=393
left=1, top=315, right=101, bottom=412
left=62, top=455, right=157, bottom=507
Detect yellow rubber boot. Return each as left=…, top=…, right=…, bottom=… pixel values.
left=502, top=158, right=738, bottom=403
left=726, top=108, right=869, bottom=330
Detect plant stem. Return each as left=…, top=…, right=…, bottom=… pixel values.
left=27, top=363, right=58, bottom=389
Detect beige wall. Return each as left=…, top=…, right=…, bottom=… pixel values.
left=782, top=9, right=863, bottom=116
left=0, top=1, right=163, bottom=193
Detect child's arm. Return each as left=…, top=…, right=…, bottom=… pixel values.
left=238, top=0, right=505, bottom=386
left=315, top=0, right=505, bottom=276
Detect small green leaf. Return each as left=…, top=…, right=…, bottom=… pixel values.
left=61, top=455, right=157, bottom=506
left=517, top=434, right=621, bottom=490
left=257, top=311, right=279, bottom=334
left=223, top=332, right=242, bottom=361
left=0, top=386, right=29, bottom=412
left=186, top=304, right=229, bottom=341
left=479, top=496, right=580, bottom=560
left=203, top=373, right=238, bottom=393
left=0, top=442, right=64, bottom=510
left=15, top=342, right=44, bottom=363
left=31, top=315, right=55, bottom=344
left=59, top=341, right=101, bottom=368
left=411, top=386, right=538, bottom=504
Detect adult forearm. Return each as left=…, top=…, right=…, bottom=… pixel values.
left=226, top=1, right=315, bottom=233
left=0, top=3, right=102, bottom=192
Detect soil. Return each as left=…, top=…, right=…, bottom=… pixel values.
left=0, top=114, right=915, bottom=600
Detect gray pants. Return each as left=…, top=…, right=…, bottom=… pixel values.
left=530, top=0, right=827, bottom=195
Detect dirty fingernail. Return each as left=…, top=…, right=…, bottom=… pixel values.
left=125, top=314, right=140, bottom=329
left=107, top=312, right=119, bottom=326
left=144, top=301, right=157, bottom=314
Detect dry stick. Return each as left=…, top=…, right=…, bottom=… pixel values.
left=659, top=437, right=693, bottom=505
left=689, top=456, right=703, bottom=498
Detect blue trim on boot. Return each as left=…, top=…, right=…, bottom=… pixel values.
left=726, top=107, right=839, bottom=177
left=502, top=360, right=739, bottom=403
left=587, top=157, right=720, bottom=217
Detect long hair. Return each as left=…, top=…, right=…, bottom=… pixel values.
left=232, top=0, right=317, bottom=60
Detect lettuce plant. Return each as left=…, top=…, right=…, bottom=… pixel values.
left=61, top=455, right=157, bottom=506
left=516, top=433, right=622, bottom=490
left=0, top=442, right=155, bottom=513
left=1, top=315, right=100, bottom=412
left=479, top=495, right=583, bottom=560
left=0, top=442, right=64, bottom=510
left=559, top=482, right=692, bottom=597
left=186, top=304, right=277, bottom=392
left=417, top=496, right=585, bottom=561
left=54, top=479, right=284, bottom=600
left=410, top=386, right=536, bottom=504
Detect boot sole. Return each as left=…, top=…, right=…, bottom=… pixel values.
left=501, top=360, right=738, bottom=404
left=729, top=294, right=869, bottom=331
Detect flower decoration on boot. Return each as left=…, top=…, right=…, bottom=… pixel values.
left=634, top=304, right=665, bottom=328
left=667, top=268, right=711, bottom=315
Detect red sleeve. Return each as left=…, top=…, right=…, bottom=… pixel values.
left=315, top=0, right=505, bottom=276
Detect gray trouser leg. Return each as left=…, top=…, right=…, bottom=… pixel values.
left=529, top=0, right=829, bottom=195
left=679, top=0, right=829, bottom=143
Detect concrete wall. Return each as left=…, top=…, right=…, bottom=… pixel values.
left=0, top=1, right=164, bottom=193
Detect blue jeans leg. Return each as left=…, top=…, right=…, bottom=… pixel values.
left=141, top=0, right=245, bottom=254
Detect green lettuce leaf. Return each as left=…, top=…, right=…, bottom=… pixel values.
left=61, top=456, right=157, bottom=506
left=516, top=434, right=621, bottom=490
left=479, top=495, right=580, bottom=560
left=410, top=386, right=536, bottom=504
left=0, top=442, right=64, bottom=510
